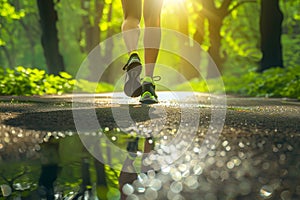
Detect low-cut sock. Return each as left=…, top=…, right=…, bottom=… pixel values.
left=129, top=50, right=139, bottom=58
left=143, top=76, right=153, bottom=84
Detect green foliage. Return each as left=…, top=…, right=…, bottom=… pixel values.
left=0, top=0, right=299, bottom=89
left=282, top=34, right=300, bottom=67
left=0, top=66, right=75, bottom=95
left=221, top=2, right=261, bottom=74
left=241, top=66, right=300, bottom=100
left=56, top=0, right=85, bottom=75
left=180, top=66, right=300, bottom=100
left=0, top=66, right=114, bottom=95
left=0, top=0, right=45, bottom=69
left=56, top=0, right=123, bottom=76
left=0, top=0, right=25, bottom=19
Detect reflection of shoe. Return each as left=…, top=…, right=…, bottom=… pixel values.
left=140, top=78, right=158, bottom=104
left=127, top=137, right=139, bottom=158
left=123, top=52, right=142, bottom=97
left=37, top=185, right=54, bottom=200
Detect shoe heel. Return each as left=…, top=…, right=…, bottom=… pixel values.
left=124, top=64, right=142, bottom=97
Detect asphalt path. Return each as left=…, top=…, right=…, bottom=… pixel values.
left=0, top=92, right=299, bottom=200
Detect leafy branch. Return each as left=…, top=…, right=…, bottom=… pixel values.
left=227, top=0, right=257, bottom=16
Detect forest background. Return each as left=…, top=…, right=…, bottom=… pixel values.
left=0, top=0, right=299, bottom=99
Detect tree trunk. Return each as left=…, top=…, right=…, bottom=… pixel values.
left=37, top=0, right=65, bottom=74
left=1, top=46, right=14, bottom=69
left=1, top=26, right=16, bottom=68
left=94, top=157, right=108, bottom=199
left=19, top=20, right=36, bottom=66
left=81, top=0, right=104, bottom=81
left=195, top=0, right=230, bottom=79
left=81, top=0, right=103, bottom=53
left=258, top=0, right=284, bottom=72
left=193, top=10, right=205, bottom=45
left=101, top=2, right=116, bottom=84
left=207, top=16, right=223, bottom=78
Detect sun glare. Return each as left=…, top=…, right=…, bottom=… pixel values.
left=164, top=0, right=185, bottom=6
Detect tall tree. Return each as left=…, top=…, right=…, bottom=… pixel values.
left=80, top=0, right=104, bottom=81
left=193, top=0, right=256, bottom=78
left=258, top=0, right=283, bottom=72
left=101, top=1, right=118, bottom=84
left=80, top=0, right=103, bottom=53
left=37, top=0, right=65, bottom=74
left=12, top=0, right=41, bottom=67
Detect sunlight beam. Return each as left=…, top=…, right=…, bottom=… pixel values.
left=164, top=0, right=185, bottom=6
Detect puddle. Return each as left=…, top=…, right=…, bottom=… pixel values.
left=0, top=130, right=158, bottom=199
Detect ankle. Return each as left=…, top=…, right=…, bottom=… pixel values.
left=129, top=51, right=139, bottom=58
left=143, top=76, right=153, bottom=84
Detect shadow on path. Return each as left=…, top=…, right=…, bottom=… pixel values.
left=3, top=105, right=160, bottom=132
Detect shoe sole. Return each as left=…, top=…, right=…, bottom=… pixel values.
left=140, top=96, right=158, bottom=104
left=124, top=62, right=142, bottom=97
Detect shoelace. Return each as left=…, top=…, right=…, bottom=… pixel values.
left=141, top=75, right=161, bottom=82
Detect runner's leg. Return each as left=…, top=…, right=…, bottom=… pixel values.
left=143, top=0, right=163, bottom=77
left=121, top=0, right=142, bottom=53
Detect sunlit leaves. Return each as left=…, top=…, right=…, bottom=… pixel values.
left=0, top=66, right=114, bottom=95
left=230, top=9, right=238, bottom=19
left=0, top=38, right=6, bottom=46
left=0, top=0, right=25, bottom=19
left=59, top=71, right=72, bottom=79
left=294, top=13, right=300, bottom=20
left=99, top=2, right=113, bottom=33
left=0, top=0, right=298, bottom=89
left=0, top=66, right=74, bottom=95
left=100, top=21, right=108, bottom=31
left=0, top=0, right=26, bottom=49
left=223, top=33, right=261, bottom=60
left=221, top=2, right=261, bottom=71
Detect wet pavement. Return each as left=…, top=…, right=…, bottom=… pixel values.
left=0, top=92, right=299, bottom=200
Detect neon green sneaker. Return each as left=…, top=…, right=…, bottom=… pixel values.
left=123, top=52, right=142, bottom=97
left=139, top=77, right=158, bottom=104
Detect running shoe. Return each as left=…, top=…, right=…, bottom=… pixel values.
left=139, top=80, right=158, bottom=104
left=123, top=52, right=142, bottom=97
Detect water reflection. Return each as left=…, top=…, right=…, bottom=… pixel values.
left=0, top=105, right=163, bottom=200
left=0, top=131, right=159, bottom=199
left=1, top=102, right=300, bottom=199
